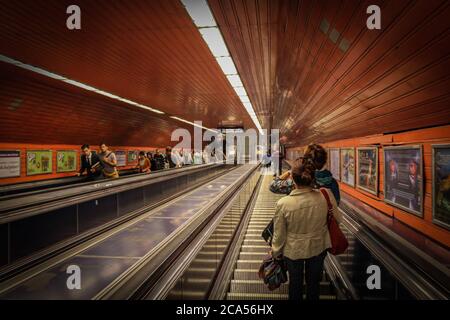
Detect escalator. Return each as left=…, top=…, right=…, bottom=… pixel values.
left=157, top=168, right=448, bottom=301
left=0, top=162, right=227, bottom=276
left=0, top=165, right=259, bottom=299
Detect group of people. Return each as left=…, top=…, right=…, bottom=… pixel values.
left=269, top=144, right=342, bottom=301
left=77, top=144, right=218, bottom=181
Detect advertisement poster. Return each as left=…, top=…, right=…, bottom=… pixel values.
left=127, top=150, right=138, bottom=165
left=384, top=146, right=423, bottom=217
left=341, top=148, right=355, bottom=187
left=115, top=150, right=126, bottom=167
left=56, top=150, right=77, bottom=173
left=27, top=150, right=52, bottom=175
left=357, top=147, right=378, bottom=195
left=330, top=149, right=340, bottom=181
left=0, top=150, right=21, bottom=178
left=432, top=145, right=450, bottom=229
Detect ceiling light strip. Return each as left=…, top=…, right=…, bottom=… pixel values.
left=0, top=54, right=165, bottom=115
left=181, top=0, right=263, bottom=134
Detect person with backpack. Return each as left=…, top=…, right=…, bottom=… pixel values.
left=304, top=144, right=341, bottom=204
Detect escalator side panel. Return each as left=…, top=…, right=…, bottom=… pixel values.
left=78, top=194, right=118, bottom=232
left=10, top=206, right=78, bottom=262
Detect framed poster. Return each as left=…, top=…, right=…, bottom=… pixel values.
left=330, top=148, right=340, bottom=181
left=340, top=148, right=355, bottom=187
left=357, top=147, right=378, bottom=195
left=383, top=145, right=423, bottom=217
left=56, top=150, right=77, bottom=173
left=0, top=150, right=21, bottom=178
left=27, top=150, right=52, bottom=175
left=127, top=150, right=138, bottom=165
left=432, top=145, right=450, bottom=229
left=115, top=150, right=126, bottom=167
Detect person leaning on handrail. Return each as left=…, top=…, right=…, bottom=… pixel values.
left=77, top=144, right=103, bottom=181
left=271, top=158, right=342, bottom=300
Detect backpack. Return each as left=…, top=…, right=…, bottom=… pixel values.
left=269, top=178, right=293, bottom=195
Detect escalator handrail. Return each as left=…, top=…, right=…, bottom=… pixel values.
left=340, top=207, right=449, bottom=300
left=0, top=163, right=217, bottom=202
left=0, top=163, right=223, bottom=223
left=324, top=254, right=360, bottom=300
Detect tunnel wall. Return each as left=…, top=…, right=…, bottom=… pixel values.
left=0, top=142, right=160, bottom=185
left=286, top=124, right=450, bottom=247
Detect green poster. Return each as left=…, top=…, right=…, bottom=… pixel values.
left=57, top=150, right=77, bottom=172
left=27, top=150, right=53, bottom=175
left=127, top=151, right=138, bottom=164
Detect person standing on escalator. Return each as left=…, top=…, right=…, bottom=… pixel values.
left=304, top=144, right=341, bottom=204
left=271, top=159, right=342, bottom=300
left=77, top=144, right=103, bottom=181
left=98, top=143, right=119, bottom=179
left=165, top=146, right=176, bottom=168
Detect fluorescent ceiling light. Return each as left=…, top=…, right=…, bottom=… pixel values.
left=170, top=116, right=217, bottom=133
left=181, top=0, right=217, bottom=27
left=233, top=86, right=247, bottom=96
left=0, top=54, right=165, bottom=116
left=227, top=75, right=243, bottom=87
left=215, top=57, right=237, bottom=75
left=199, top=27, right=229, bottom=57
left=239, top=95, right=250, bottom=103
left=179, top=2, right=265, bottom=135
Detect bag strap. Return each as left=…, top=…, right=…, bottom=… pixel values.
left=319, top=188, right=334, bottom=217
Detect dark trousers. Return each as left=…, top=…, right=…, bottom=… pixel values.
left=285, top=250, right=327, bottom=300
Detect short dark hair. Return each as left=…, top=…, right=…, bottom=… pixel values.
left=139, top=151, right=145, bottom=156
left=99, top=143, right=107, bottom=147
left=81, top=144, right=90, bottom=150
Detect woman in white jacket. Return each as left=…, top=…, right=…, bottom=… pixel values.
left=271, top=159, right=342, bottom=300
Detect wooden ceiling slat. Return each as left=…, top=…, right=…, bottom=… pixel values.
left=209, top=0, right=450, bottom=146
left=0, top=0, right=254, bottom=134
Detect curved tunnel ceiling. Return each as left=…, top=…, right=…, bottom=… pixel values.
left=0, top=0, right=256, bottom=146
left=209, top=0, right=450, bottom=146
left=1, top=0, right=450, bottom=147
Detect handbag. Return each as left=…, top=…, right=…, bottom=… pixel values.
left=258, top=255, right=288, bottom=291
left=261, top=220, right=274, bottom=245
left=319, top=188, right=348, bottom=255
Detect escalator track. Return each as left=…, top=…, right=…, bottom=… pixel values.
left=0, top=165, right=256, bottom=299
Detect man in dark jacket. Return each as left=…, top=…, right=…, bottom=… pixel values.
left=77, top=144, right=103, bottom=181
